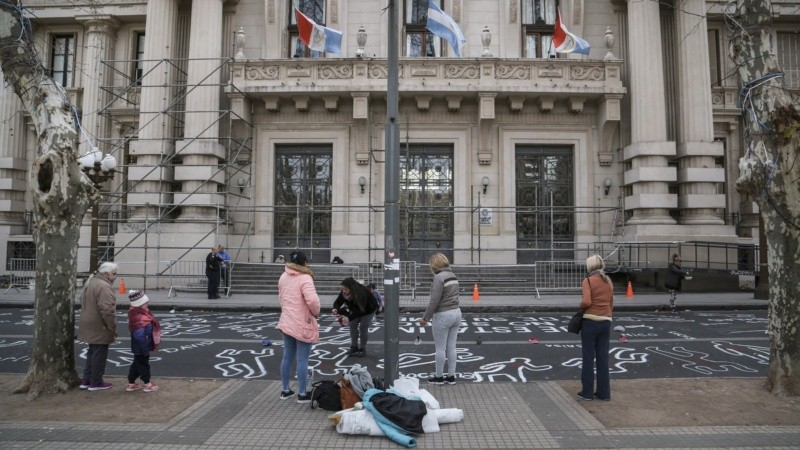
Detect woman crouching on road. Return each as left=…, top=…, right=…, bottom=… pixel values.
left=577, top=254, right=614, bottom=402
left=332, top=277, right=378, bottom=357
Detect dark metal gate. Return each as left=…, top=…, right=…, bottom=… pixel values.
left=273, top=145, right=332, bottom=264
left=515, top=146, right=574, bottom=262
left=400, top=145, right=454, bottom=263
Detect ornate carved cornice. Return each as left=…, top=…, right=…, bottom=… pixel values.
left=225, top=59, right=627, bottom=129
left=231, top=59, right=624, bottom=98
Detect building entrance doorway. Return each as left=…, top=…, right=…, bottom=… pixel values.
left=515, top=146, right=574, bottom=263
left=273, top=145, right=332, bottom=264
left=400, top=145, right=454, bottom=263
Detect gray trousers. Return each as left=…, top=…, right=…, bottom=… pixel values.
left=432, top=308, right=462, bottom=377
left=349, top=313, right=374, bottom=350
left=669, top=289, right=678, bottom=308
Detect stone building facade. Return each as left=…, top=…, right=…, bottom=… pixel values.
left=1, top=0, right=798, bottom=279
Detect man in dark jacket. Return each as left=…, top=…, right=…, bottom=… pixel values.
left=206, top=246, right=221, bottom=299
left=76, top=262, right=119, bottom=391
left=664, top=253, right=691, bottom=312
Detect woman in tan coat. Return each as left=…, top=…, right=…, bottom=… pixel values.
left=76, top=262, right=119, bottom=391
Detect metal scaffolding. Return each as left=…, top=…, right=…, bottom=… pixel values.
left=93, top=56, right=253, bottom=278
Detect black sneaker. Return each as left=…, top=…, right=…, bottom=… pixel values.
left=280, top=389, right=295, bottom=400
left=576, top=392, right=593, bottom=401
left=428, top=376, right=444, bottom=385
left=296, top=393, right=312, bottom=403
left=594, top=393, right=610, bottom=401
left=444, top=375, right=456, bottom=385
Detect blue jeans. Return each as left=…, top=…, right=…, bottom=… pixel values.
left=579, top=319, right=611, bottom=400
left=432, top=308, right=462, bottom=377
left=280, top=333, right=312, bottom=395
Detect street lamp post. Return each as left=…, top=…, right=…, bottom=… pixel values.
left=78, top=148, right=116, bottom=273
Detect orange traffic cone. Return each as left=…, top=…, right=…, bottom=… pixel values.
left=472, top=283, right=480, bottom=302
left=118, top=278, right=126, bottom=294
left=626, top=281, right=634, bottom=299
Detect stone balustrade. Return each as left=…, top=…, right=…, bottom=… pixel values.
left=229, top=58, right=625, bottom=101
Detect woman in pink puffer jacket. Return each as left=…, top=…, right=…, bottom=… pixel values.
left=277, top=250, right=321, bottom=403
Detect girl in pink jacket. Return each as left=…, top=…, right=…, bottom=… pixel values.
left=277, top=250, right=321, bottom=403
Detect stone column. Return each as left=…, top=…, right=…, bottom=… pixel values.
left=175, top=0, right=226, bottom=220
left=0, top=69, right=28, bottom=230
left=128, top=0, right=179, bottom=218
left=75, top=15, right=120, bottom=156
left=622, top=0, right=677, bottom=225
left=675, top=0, right=725, bottom=224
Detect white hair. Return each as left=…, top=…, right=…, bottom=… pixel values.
left=97, top=262, right=119, bottom=274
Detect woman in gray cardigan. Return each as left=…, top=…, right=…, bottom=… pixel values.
left=419, top=253, right=461, bottom=385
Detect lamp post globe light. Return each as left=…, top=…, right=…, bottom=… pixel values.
left=79, top=147, right=116, bottom=273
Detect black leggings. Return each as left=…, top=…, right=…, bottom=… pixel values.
left=128, top=353, right=151, bottom=384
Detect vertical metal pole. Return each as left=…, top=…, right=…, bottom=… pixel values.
left=755, top=214, right=768, bottom=299
left=384, top=0, right=400, bottom=385
left=89, top=199, right=99, bottom=273
left=144, top=204, right=149, bottom=291
left=296, top=186, right=300, bottom=249
left=550, top=191, right=554, bottom=262
left=156, top=203, right=161, bottom=278
left=470, top=189, right=474, bottom=264
left=477, top=190, right=482, bottom=266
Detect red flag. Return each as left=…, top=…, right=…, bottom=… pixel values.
left=294, top=8, right=315, bottom=48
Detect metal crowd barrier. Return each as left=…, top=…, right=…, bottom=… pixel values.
left=3, top=258, right=36, bottom=294
left=166, top=259, right=230, bottom=298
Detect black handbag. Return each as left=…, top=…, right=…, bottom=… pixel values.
left=568, top=277, right=590, bottom=334
left=567, top=310, right=584, bottom=334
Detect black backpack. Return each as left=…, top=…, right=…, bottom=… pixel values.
left=310, top=380, right=342, bottom=411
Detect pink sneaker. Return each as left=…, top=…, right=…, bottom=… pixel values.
left=143, top=382, right=159, bottom=393
left=126, top=383, right=142, bottom=392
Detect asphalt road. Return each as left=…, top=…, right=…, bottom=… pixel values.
left=0, top=308, right=769, bottom=383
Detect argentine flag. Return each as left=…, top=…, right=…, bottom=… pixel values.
left=426, top=0, right=466, bottom=57
left=295, top=7, right=342, bottom=54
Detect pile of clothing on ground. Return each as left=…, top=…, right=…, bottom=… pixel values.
left=327, top=373, right=464, bottom=448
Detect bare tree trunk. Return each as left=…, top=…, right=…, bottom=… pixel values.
left=0, top=1, right=98, bottom=399
left=728, top=0, right=800, bottom=396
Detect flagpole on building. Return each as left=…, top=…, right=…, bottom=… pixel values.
left=384, top=0, right=401, bottom=384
